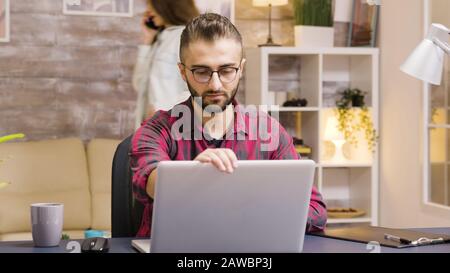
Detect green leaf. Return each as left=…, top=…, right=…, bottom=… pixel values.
left=0, top=133, right=25, bottom=144
left=294, top=0, right=333, bottom=27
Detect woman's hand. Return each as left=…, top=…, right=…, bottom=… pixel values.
left=140, top=13, right=158, bottom=45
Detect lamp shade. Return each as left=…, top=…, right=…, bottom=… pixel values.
left=400, top=24, right=449, bottom=85
left=324, top=116, right=344, bottom=141
left=252, top=0, right=288, bottom=7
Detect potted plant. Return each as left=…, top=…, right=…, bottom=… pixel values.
left=335, top=88, right=377, bottom=153
left=293, top=0, right=334, bottom=47
left=0, top=133, right=25, bottom=190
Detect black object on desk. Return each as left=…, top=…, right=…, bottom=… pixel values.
left=81, top=237, right=110, bottom=253
left=310, top=226, right=450, bottom=248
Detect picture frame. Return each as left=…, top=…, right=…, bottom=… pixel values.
left=195, top=0, right=235, bottom=23
left=347, top=0, right=379, bottom=47
left=0, top=0, right=10, bottom=43
left=63, top=0, right=133, bottom=17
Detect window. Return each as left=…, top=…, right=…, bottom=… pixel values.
left=425, top=0, right=450, bottom=207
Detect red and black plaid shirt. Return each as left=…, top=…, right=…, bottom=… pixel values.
left=130, top=98, right=327, bottom=237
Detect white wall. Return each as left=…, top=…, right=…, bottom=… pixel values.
left=379, top=0, right=450, bottom=228
left=431, top=0, right=449, bottom=26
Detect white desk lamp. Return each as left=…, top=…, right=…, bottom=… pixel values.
left=400, top=24, right=449, bottom=85
left=324, top=116, right=347, bottom=162
left=252, top=0, right=288, bottom=47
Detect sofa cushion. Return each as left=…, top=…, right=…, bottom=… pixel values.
left=0, top=230, right=86, bottom=242
left=0, top=138, right=92, bottom=234
left=87, top=139, right=120, bottom=231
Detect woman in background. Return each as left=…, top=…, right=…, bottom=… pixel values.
left=133, top=0, right=199, bottom=129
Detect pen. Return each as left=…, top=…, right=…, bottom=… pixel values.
left=384, top=233, right=412, bottom=244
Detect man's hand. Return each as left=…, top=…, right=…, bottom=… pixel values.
left=194, top=148, right=238, bottom=173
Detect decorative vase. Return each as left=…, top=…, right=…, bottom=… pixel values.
left=294, top=25, right=334, bottom=47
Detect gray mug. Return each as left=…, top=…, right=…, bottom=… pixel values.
left=30, top=203, right=64, bottom=247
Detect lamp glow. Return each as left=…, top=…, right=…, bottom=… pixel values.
left=324, top=116, right=347, bottom=162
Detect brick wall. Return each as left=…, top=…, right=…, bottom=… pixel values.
left=0, top=0, right=343, bottom=142
left=0, top=0, right=145, bottom=141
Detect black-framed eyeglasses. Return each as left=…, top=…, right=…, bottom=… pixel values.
left=180, top=62, right=242, bottom=84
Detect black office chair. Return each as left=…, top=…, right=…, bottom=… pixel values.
left=111, top=135, right=144, bottom=238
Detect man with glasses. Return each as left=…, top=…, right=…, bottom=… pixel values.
left=130, top=13, right=327, bottom=238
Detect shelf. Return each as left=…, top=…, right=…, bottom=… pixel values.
left=244, top=47, right=379, bottom=226
left=320, top=108, right=375, bottom=163
left=327, top=217, right=372, bottom=224
left=321, top=167, right=372, bottom=224
left=429, top=124, right=450, bottom=129
left=322, top=54, right=374, bottom=108
left=254, top=46, right=379, bottom=56
left=269, top=107, right=320, bottom=112
left=320, top=162, right=372, bottom=168
left=321, top=106, right=374, bottom=110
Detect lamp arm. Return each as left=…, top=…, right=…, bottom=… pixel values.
left=433, top=36, right=450, bottom=55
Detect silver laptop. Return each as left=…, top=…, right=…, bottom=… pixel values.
left=132, top=159, right=315, bottom=253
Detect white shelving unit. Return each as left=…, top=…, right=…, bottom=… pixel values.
left=244, top=47, right=379, bottom=226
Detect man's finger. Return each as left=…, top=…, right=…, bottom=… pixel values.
left=223, top=149, right=238, bottom=168
left=208, top=152, right=227, bottom=172
left=195, top=154, right=212, bottom=163
left=214, top=150, right=233, bottom=173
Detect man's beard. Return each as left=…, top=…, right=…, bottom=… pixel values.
left=186, top=80, right=239, bottom=112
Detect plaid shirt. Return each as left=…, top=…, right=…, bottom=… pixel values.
left=130, top=98, right=327, bottom=237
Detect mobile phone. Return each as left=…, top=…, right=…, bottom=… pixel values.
left=145, top=16, right=159, bottom=30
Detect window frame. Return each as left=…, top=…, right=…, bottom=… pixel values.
left=423, top=0, right=450, bottom=211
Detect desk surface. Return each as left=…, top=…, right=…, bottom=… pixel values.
left=1, top=228, right=449, bottom=253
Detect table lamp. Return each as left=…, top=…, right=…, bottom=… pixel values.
left=252, top=0, right=288, bottom=47
left=400, top=23, right=449, bottom=85
left=324, top=116, right=347, bottom=162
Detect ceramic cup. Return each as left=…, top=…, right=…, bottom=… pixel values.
left=30, top=203, right=64, bottom=247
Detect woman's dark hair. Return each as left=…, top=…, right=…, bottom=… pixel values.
left=149, top=0, right=200, bottom=26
